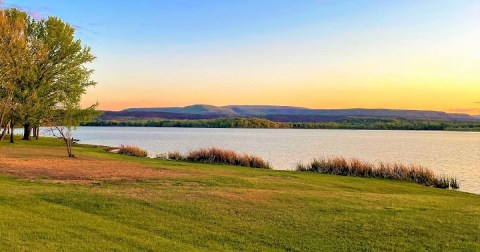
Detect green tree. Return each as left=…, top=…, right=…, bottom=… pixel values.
left=1, top=8, right=98, bottom=153
left=48, top=103, right=99, bottom=157
left=0, top=8, right=31, bottom=142
left=13, top=15, right=95, bottom=141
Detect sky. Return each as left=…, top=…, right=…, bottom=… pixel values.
left=4, top=0, right=480, bottom=113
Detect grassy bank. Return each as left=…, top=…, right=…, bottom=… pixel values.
left=0, top=137, right=479, bottom=251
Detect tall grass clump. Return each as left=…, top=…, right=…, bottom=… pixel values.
left=296, top=157, right=459, bottom=189
left=162, top=147, right=271, bottom=169
left=167, top=151, right=183, bottom=161
left=117, top=145, right=148, bottom=158
left=187, top=147, right=271, bottom=169
left=450, top=177, right=460, bottom=189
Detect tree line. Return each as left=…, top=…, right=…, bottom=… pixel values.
left=82, top=117, right=480, bottom=131
left=0, top=7, right=97, bottom=156
left=83, top=117, right=286, bottom=128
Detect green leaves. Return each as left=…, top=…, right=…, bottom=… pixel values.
left=1, top=7, right=98, bottom=153
left=1, top=7, right=96, bottom=125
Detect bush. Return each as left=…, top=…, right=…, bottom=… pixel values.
left=117, top=145, right=148, bottom=158
left=297, top=157, right=459, bottom=189
left=167, top=151, right=183, bottom=161
left=450, top=177, right=460, bottom=189
left=164, top=147, right=271, bottom=169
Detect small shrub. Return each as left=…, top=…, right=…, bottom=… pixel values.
left=169, top=147, right=271, bottom=169
left=433, top=175, right=449, bottom=189
left=117, top=145, right=148, bottom=158
left=297, top=157, right=459, bottom=190
left=167, top=151, right=184, bottom=161
left=450, top=177, right=460, bottom=189
left=296, top=162, right=309, bottom=172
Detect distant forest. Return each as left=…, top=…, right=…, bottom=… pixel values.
left=81, top=117, right=480, bottom=131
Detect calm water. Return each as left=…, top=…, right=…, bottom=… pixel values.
left=67, top=127, right=479, bottom=194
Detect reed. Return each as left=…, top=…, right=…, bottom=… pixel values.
left=161, top=147, right=271, bottom=169
left=187, top=147, right=271, bottom=169
left=167, top=151, right=183, bottom=161
left=450, top=177, right=460, bottom=189
left=117, top=145, right=148, bottom=158
left=297, top=157, right=459, bottom=189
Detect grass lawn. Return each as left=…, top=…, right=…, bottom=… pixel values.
left=0, top=137, right=479, bottom=251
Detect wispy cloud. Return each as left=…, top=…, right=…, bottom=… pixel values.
left=3, top=3, right=50, bottom=20
left=449, top=108, right=480, bottom=114
left=72, top=23, right=100, bottom=37
left=28, top=10, right=43, bottom=20
left=3, top=2, right=99, bottom=37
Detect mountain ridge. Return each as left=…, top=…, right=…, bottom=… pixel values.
left=120, top=104, right=478, bottom=121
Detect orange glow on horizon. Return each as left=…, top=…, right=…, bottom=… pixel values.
left=80, top=2, right=480, bottom=115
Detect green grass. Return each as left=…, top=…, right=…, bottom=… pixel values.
left=0, top=137, right=479, bottom=251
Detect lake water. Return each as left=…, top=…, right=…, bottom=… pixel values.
left=66, top=127, right=479, bottom=194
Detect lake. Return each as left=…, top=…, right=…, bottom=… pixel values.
left=68, top=127, right=479, bottom=194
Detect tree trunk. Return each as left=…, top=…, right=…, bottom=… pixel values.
left=0, top=91, right=12, bottom=131
left=0, top=113, right=4, bottom=135
left=65, top=137, right=75, bottom=157
left=0, top=120, right=11, bottom=141
left=10, top=125, right=14, bottom=143
left=22, top=123, right=32, bottom=140
left=0, top=105, right=7, bottom=134
left=32, top=126, right=37, bottom=138
left=35, top=126, right=40, bottom=140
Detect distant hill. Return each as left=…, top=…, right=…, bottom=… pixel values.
left=124, top=104, right=237, bottom=115
left=117, top=104, right=479, bottom=122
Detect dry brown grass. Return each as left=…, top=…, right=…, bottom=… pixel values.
left=167, top=151, right=183, bottom=161
left=117, top=145, right=148, bottom=157
left=0, top=157, right=185, bottom=183
left=187, top=148, right=271, bottom=169
left=297, top=157, right=459, bottom=189
left=161, top=147, right=271, bottom=169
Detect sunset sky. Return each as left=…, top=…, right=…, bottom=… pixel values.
left=5, top=0, right=480, bottom=113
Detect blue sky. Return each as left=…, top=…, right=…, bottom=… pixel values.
left=4, top=0, right=480, bottom=112
left=6, top=1, right=467, bottom=49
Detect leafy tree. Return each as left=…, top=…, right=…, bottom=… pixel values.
left=1, top=7, right=98, bottom=155
left=1, top=8, right=96, bottom=143
left=48, top=103, right=99, bottom=157
left=0, top=8, right=30, bottom=141
left=13, top=15, right=95, bottom=140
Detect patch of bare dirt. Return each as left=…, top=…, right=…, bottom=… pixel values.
left=0, top=157, right=186, bottom=183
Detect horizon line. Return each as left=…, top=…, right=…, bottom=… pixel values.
left=98, top=104, right=479, bottom=115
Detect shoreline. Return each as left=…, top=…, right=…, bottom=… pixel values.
left=81, top=117, right=480, bottom=132
left=0, top=137, right=479, bottom=250
left=4, top=135, right=479, bottom=195
left=78, top=124, right=480, bottom=132
left=65, top=129, right=480, bottom=194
